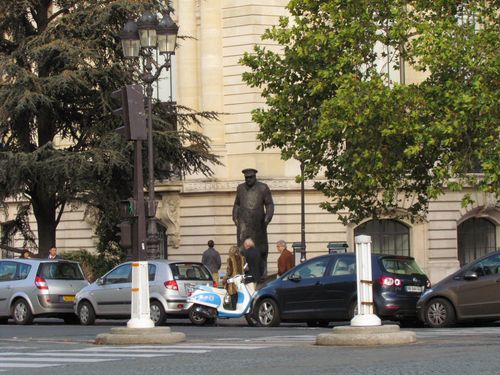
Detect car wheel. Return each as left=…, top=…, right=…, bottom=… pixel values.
left=12, top=299, right=34, bottom=325
left=425, top=298, right=456, bottom=328
left=348, top=300, right=358, bottom=320
left=245, top=313, right=258, bottom=327
left=78, top=301, right=96, bottom=326
left=256, top=298, right=280, bottom=327
left=188, top=306, right=208, bottom=326
left=150, top=300, right=166, bottom=326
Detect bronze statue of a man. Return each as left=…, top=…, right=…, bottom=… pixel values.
left=232, top=168, right=274, bottom=267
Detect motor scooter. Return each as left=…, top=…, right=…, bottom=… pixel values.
left=187, top=274, right=257, bottom=326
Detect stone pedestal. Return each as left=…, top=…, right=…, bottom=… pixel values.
left=316, top=324, right=416, bottom=346
left=95, top=327, right=186, bottom=345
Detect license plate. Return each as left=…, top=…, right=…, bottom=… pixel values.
left=62, top=295, right=75, bottom=302
left=405, top=286, right=424, bottom=293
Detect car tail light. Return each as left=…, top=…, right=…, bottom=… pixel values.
left=379, top=276, right=403, bottom=287
left=213, top=281, right=218, bottom=287
left=35, top=276, right=48, bottom=290
left=164, top=280, right=179, bottom=290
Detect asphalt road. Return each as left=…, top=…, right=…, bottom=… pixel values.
left=1, top=318, right=500, bottom=375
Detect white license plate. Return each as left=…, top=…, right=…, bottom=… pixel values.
left=405, top=285, right=424, bottom=293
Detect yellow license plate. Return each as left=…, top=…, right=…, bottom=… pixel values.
left=63, top=295, right=75, bottom=301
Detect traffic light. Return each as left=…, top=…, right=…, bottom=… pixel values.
left=112, top=84, right=147, bottom=140
left=117, top=221, right=133, bottom=249
left=120, top=198, right=138, bottom=217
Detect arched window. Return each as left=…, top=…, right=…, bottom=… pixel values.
left=457, top=218, right=497, bottom=266
left=354, top=219, right=410, bottom=256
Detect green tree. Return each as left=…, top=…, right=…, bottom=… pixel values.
left=0, top=1, right=219, bottom=256
left=241, top=0, right=499, bottom=224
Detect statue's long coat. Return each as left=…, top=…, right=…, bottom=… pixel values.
left=232, top=181, right=274, bottom=260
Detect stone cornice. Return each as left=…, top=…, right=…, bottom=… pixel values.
left=156, top=178, right=317, bottom=194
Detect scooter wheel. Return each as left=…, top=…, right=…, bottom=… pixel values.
left=189, top=306, right=208, bottom=326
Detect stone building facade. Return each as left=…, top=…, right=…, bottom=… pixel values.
left=2, top=0, right=498, bottom=284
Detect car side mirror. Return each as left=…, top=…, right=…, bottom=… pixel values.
left=463, top=270, right=478, bottom=280
left=289, top=273, right=301, bottom=282
left=96, top=277, right=104, bottom=285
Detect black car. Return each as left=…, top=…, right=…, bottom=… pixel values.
left=417, top=251, right=500, bottom=328
left=252, top=252, right=430, bottom=327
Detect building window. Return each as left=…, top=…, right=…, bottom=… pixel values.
left=457, top=218, right=497, bottom=266
left=354, top=219, right=410, bottom=256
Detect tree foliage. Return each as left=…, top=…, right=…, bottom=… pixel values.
left=0, top=0, right=219, bottom=256
left=241, top=0, right=499, bottom=224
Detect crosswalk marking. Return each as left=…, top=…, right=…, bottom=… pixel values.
left=0, top=357, right=114, bottom=363
left=0, top=363, right=58, bottom=368
left=2, top=352, right=168, bottom=358
left=77, top=344, right=267, bottom=351
left=0, top=341, right=274, bottom=372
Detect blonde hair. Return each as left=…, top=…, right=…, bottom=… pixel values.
left=228, top=245, right=240, bottom=257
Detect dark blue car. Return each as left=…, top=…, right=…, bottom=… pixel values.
left=252, top=252, right=430, bottom=327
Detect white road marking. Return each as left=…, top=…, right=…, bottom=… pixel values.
left=77, top=344, right=267, bottom=351
left=0, top=357, right=114, bottom=363
left=1, top=352, right=168, bottom=358
left=0, top=363, right=58, bottom=368
left=68, top=348, right=209, bottom=354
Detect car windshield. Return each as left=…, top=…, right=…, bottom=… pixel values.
left=381, top=258, right=425, bottom=276
left=38, top=262, right=85, bottom=280
left=170, top=263, right=212, bottom=281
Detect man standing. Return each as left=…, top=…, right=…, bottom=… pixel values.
left=201, top=240, right=221, bottom=285
left=276, top=240, right=294, bottom=276
left=232, top=168, right=274, bottom=274
left=241, top=238, right=263, bottom=295
left=47, top=247, right=62, bottom=259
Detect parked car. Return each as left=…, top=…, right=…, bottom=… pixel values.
left=417, top=250, right=500, bottom=328
left=0, top=259, right=89, bottom=325
left=251, top=252, right=431, bottom=327
left=74, top=260, right=214, bottom=326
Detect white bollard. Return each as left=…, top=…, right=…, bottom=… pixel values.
left=127, top=261, right=154, bottom=329
left=350, top=235, right=381, bottom=327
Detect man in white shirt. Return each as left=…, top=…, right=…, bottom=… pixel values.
left=47, top=247, right=62, bottom=259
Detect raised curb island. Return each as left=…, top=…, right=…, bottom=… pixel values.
left=316, top=324, right=416, bottom=346
left=95, top=327, right=186, bottom=345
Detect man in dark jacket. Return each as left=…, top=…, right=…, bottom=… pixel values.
left=201, top=240, right=221, bottom=285
left=242, top=238, right=263, bottom=295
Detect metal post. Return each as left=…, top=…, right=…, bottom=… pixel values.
left=143, top=52, right=159, bottom=259
left=300, top=161, right=306, bottom=262
left=133, top=140, right=147, bottom=260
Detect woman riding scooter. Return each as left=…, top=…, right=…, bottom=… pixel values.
left=222, top=245, right=245, bottom=310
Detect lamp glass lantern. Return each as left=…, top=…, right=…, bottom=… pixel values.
left=120, top=20, right=140, bottom=58
left=137, top=6, right=158, bottom=48
left=157, top=11, right=179, bottom=54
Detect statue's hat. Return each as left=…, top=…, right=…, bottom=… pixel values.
left=242, top=168, right=258, bottom=176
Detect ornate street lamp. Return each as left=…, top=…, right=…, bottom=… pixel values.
left=119, top=4, right=179, bottom=259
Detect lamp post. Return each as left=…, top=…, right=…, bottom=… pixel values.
left=119, top=5, right=178, bottom=259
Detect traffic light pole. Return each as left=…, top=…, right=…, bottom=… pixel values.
left=133, top=140, right=147, bottom=260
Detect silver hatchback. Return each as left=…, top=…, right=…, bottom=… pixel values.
left=0, top=259, right=89, bottom=325
left=74, top=260, right=214, bottom=326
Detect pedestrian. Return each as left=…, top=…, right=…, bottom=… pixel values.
left=241, top=238, right=264, bottom=295
left=20, top=249, right=31, bottom=259
left=47, top=246, right=62, bottom=259
left=221, top=245, right=245, bottom=310
left=276, top=240, right=294, bottom=276
left=201, top=240, right=221, bottom=286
